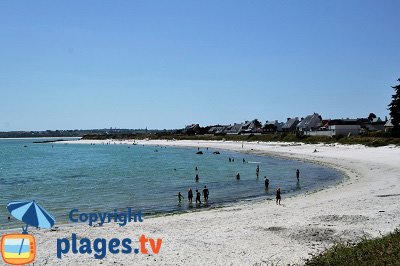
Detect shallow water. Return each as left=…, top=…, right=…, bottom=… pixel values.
left=0, top=138, right=343, bottom=229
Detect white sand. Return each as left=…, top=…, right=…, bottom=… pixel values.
left=10, top=140, right=400, bottom=265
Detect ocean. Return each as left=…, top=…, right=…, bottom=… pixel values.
left=0, top=138, right=343, bottom=229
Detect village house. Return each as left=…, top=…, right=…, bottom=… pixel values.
left=282, top=117, right=299, bottom=132
left=297, top=113, right=323, bottom=132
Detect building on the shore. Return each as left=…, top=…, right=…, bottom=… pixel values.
left=364, top=117, right=385, bottom=132
left=384, top=118, right=396, bottom=132
left=282, top=117, right=299, bottom=132
left=263, top=120, right=284, bottom=133
left=183, top=124, right=201, bottom=135
left=240, top=119, right=263, bottom=135
left=207, top=125, right=228, bottom=135
left=225, top=123, right=244, bottom=135
left=297, top=113, right=323, bottom=132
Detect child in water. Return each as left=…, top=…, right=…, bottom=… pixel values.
left=177, top=192, right=184, bottom=203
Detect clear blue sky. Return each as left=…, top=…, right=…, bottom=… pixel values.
left=1, top=1, right=399, bottom=131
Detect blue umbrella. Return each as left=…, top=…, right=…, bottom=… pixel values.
left=7, top=200, right=56, bottom=232
left=7, top=200, right=56, bottom=256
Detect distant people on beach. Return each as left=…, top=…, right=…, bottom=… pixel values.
left=177, top=192, right=184, bottom=203
left=195, top=174, right=199, bottom=182
left=203, top=186, right=209, bottom=202
left=195, top=190, right=201, bottom=204
left=276, top=187, right=281, bottom=205
left=264, top=176, right=269, bottom=189
left=296, top=169, right=300, bottom=182
left=236, top=172, right=240, bottom=180
left=188, top=188, right=193, bottom=203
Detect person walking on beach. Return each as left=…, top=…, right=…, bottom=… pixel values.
left=188, top=188, right=193, bottom=203
left=203, top=186, right=209, bottom=202
left=196, top=190, right=201, bottom=204
left=264, top=176, right=269, bottom=189
left=177, top=192, right=184, bottom=203
left=276, top=187, right=281, bottom=205
left=296, top=169, right=300, bottom=182
left=195, top=174, right=199, bottom=182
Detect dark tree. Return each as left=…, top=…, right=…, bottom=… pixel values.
left=388, top=78, right=400, bottom=133
left=368, top=113, right=377, bottom=121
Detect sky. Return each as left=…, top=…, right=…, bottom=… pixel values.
left=0, top=1, right=399, bottom=131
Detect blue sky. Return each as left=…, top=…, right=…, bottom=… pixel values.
left=0, top=1, right=399, bottom=131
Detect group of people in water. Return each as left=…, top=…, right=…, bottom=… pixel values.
left=178, top=186, right=209, bottom=205
left=177, top=151, right=301, bottom=207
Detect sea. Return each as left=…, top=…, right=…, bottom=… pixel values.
left=0, top=138, right=343, bottom=229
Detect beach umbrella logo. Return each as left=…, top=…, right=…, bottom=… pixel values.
left=1, top=200, right=56, bottom=265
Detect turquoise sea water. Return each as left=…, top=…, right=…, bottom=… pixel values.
left=0, top=138, right=343, bottom=229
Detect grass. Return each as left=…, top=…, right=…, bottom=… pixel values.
left=82, top=132, right=400, bottom=147
left=305, top=229, right=400, bottom=266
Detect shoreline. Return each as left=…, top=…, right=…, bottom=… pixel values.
left=6, top=139, right=400, bottom=265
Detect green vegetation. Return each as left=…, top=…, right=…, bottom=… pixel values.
left=82, top=132, right=400, bottom=147
left=388, top=78, right=400, bottom=133
left=305, top=229, right=400, bottom=266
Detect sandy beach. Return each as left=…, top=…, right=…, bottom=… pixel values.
left=11, top=140, right=400, bottom=265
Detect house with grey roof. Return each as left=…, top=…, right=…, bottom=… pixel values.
left=297, top=113, right=323, bottom=132
left=282, top=117, right=299, bottom=132
left=263, top=120, right=284, bottom=133
left=241, top=119, right=263, bottom=134
left=207, top=126, right=228, bottom=135
left=225, top=123, right=243, bottom=135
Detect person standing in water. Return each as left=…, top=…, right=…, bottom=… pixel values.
left=296, top=169, right=300, bottom=182
left=203, top=186, right=209, bottom=202
left=177, top=192, right=184, bottom=203
left=242, top=158, right=246, bottom=163
left=236, top=172, right=240, bottom=180
left=264, top=176, right=269, bottom=189
left=195, top=174, right=199, bottom=182
left=229, top=157, right=231, bottom=162
left=195, top=166, right=198, bottom=171
left=195, top=190, right=201, bottom=204
left=276, top=187, right=281, bottom=205
left=256, top=165, right=260, bottom=176
left=188, top=188, right=193, bottom=203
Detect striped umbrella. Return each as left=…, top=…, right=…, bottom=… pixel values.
left=7, top=200, right=56, bottom=232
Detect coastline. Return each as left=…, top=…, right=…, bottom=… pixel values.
left=8, top=139, right=400, bottom=265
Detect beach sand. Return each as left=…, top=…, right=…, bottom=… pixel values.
left=9, top=140, right=400, bottom=265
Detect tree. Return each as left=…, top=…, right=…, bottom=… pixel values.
left=388, top=78, right=400, bottom=133
left=368, top=113, right=377, bottom=121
